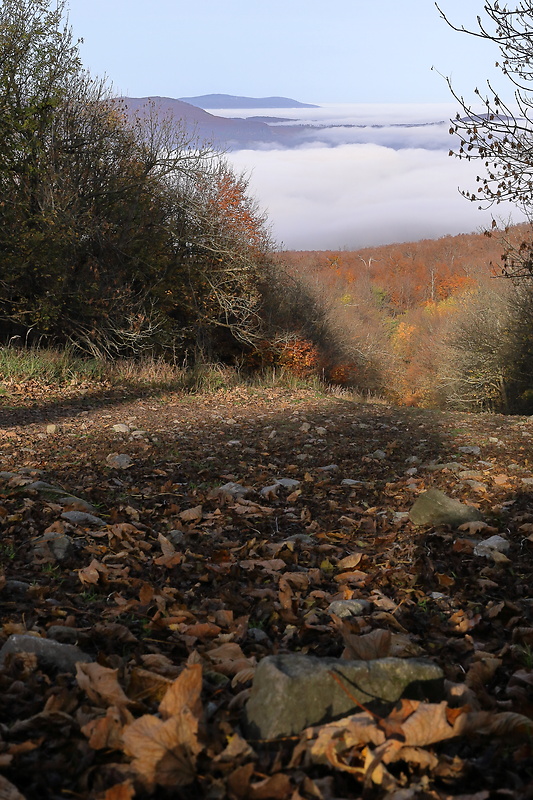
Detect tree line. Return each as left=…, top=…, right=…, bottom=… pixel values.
left=0, top=0, right=332, bottom=367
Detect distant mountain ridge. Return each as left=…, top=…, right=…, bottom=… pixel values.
left=118, top=96, right=451, bottom=152
left=179, top=93, right=319, bottom=109
left=118, top=96, right=314, bottom=150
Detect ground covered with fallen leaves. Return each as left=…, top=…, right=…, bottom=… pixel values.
left=2, top=382, right=533, bottom=799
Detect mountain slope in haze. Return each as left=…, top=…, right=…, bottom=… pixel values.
left=118, top=96, right=450, bottom=152
left=117, top=96, right=312, bottom=149
left=179, top=93, right=319, bottom=109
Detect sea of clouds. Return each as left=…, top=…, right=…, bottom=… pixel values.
left=220, top=103, right=526, bottom=250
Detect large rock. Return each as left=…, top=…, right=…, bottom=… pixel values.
left=0, top=634, right=92, bottom=672
left=243, top=654, right=444, bottom=739
left=409, top=488, right=483, bottom=527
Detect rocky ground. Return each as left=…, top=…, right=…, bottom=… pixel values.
left=1, top=382, right=533, bottom=799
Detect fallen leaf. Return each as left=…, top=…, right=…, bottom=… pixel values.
left=340, top=628, right=392, bottom=660
left=78, top=559, right=107, bottom=586
left=82, top=705, right=132, bottom=750
left=179, top=505, right=203, bottom=522
left=159, top=664, right=202, bottom=720
left=102, top=782, right=136, bottom=800
left=76, top=662, right=131, bottom=709
left=122, top=713, right=200, bottom=788
left=0, top=775, right=26, bottom=800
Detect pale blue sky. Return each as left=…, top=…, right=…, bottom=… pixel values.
left=66, top=0, right=505, bottom=104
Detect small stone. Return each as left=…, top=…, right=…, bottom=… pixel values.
left=300, top=423, right=311, bottom=432
left=393, top=512, right=410, bottom=523
left=112, top=424, right=130, bottom=433
left=276, top=478, right=301, bottom=489
left=0, top=634, right=92, bottom=672
left=3, top=580, right=31, bottom=595
left=318, top=464, right=338, bottom=472
left=260, top=484, right=280, bottom=498
left=227, top=440, right=241, bottom=446
left=209, top=482, right=253, bottom=500
left=25, top=481, right=63, bottom=493
left=33, top=532, right=74, bottom=562
left=464, top=480, right=487, bottom=492
left=372, top=450, right=387, bottom=460
left=46, top=424, right=58, bottom=434
left=315, top=427, right=327, bottom=435
left=56, top=496, right=96, bottom=513
left=283, top=534, right=315, bottom=545
left=106, top=453, right=133, bottom=469
left=474, top=535, right=510, bottom=558
left=167, top=530, right=185, bottom=547
left=248, top=628, right=270, bottom=644
left=341, top=479, right=363, bottom=487
left=327, top=599, right=371, bottom=618
left=458, top=446, right=481, bottom=456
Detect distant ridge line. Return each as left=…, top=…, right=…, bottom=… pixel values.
left=179, top=93, right=320, bottom=109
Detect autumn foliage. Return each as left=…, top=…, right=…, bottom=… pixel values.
left=278, top=223, right=533, bottom=411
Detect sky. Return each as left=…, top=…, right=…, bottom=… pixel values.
left=66, top=0, right=506, bottom=105
left=64, top=1, right=524, bottom=250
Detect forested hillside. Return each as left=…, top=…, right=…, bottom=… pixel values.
left=279, top=224, right=533, bottom=413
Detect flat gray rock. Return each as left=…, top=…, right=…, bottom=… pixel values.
left=3, top=580, right=31, bottom=595
left=409, top=488, right=483, bottom=527
left=106, top=453, right=133, bottom=469
left=56, top=496, right=96, bottom=512
left=244, top=654, right=444, bottom=739
left=209, top=482, right=253, bottom=500
left=0, top=634, right=92, bottom=672
left=474, top=535, right=510, bottom=558
left=275, top=478, right=301, bottom=489
left=19, top=483, right=95, bottom=511
left=61, top=511, right=106, bottom=527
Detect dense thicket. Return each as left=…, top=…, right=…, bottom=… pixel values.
left=0, top=0, right=320, bottom=365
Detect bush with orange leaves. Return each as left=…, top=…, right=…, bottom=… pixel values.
left=244, top=335, right=322, bottom=379
left=276, top=336, right=322, bottom=378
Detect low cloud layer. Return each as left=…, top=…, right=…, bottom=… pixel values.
left=223, top=103, right=525, bottom=251
left=228, top=142, right=524, bottom=250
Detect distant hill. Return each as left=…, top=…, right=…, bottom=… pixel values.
left=178, top=94, right=319, bottom=109
left=117, top=96, right=313, bottom=150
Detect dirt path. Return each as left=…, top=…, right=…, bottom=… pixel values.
left=1, top=386, right=533, bottom=798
